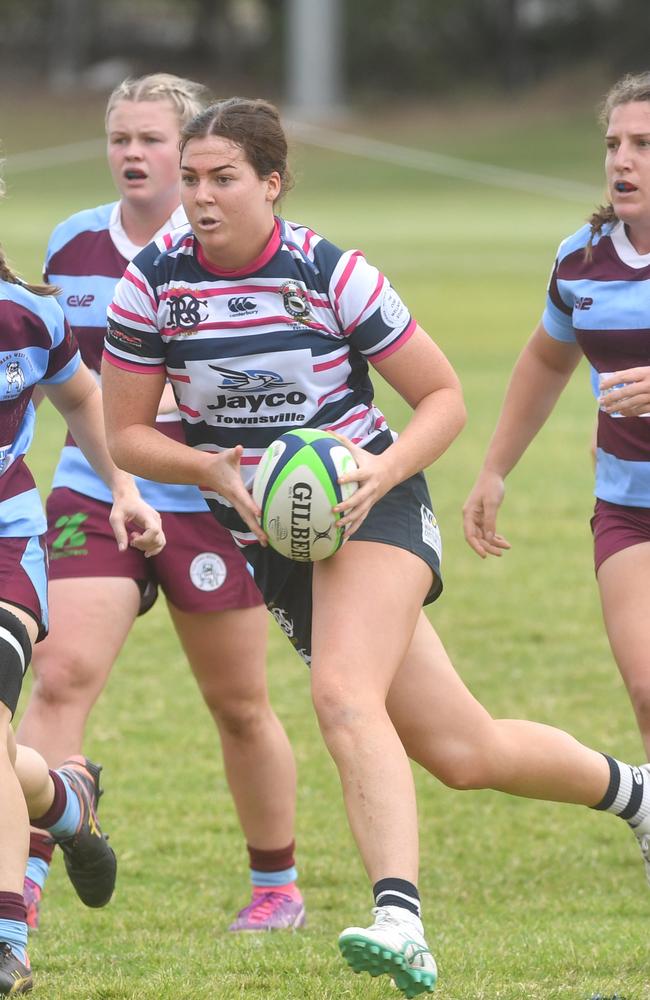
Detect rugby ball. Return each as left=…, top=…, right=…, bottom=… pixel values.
left=252, top=429, right=359, bottom=562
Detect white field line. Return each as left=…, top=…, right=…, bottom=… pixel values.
left=289, top=121, right=603, bottom=203
left=6, top=126, right=602, bottom=204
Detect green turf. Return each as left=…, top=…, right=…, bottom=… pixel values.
left=2, top=91, right=647, bottom=999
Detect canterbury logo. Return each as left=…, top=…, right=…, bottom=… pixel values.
left=228, top=296, right=257, bottom=314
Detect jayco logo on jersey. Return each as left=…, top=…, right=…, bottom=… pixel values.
left=228, top=296, right=257, bottom=315
left=166, top=291, right=209, bottom=330
left=206, top=364, right=307, bottom=418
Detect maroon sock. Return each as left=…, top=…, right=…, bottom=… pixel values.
left=247, top=840, right=296, bottom=874
left=30, top=771, right=67, bottom=830
left=0, top=892, right=26, bottom=923
left=29, top=831, right=54, bottom=865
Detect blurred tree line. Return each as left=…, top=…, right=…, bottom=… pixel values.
left=1, top=0, right=649, bottom=100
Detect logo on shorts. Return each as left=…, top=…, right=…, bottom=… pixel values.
left=189, top=552, right=227, bottom=591
left=420, top=505, right=442, bottom=561
left=270, top=606, right=294, bottom=637
left=269, top=604, right=311, bottom=665
left=50, top=512, right=89, bottom=559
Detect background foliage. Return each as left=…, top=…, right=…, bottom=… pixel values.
left=2, top=0, right=650, bottom=103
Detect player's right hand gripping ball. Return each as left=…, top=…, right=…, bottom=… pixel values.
left=253, top=429, right=358, bottom=561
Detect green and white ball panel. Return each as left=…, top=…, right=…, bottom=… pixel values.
left=252, top=429, right=358, bottom=562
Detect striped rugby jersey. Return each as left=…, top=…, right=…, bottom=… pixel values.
left=44, top=202, right=206, bottom=511
left=105, top=216, right=416, bottom=541
left=0, top=279, right=80, bottom=536
left=543, top=220, right=650, bottom=507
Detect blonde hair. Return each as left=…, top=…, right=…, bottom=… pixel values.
left=587, top=71, right=650, bottom=255
left=0, top=165, right=57, bottom=296
left=105, top=73, right=210, bottom=130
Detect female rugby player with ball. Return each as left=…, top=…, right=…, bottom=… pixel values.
left=101, top=96, right=650, bottom=998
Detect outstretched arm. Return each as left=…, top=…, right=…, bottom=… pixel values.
left=462, top=322, right=583, bottom=558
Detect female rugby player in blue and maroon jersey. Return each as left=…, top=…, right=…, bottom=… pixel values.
left=16, top=74, right=304, bottom=935
left=101, top=96, right=650, bottom=998
left=465, top=72, right=650, bottom=762
left=0, top=168, right=164, bottom=993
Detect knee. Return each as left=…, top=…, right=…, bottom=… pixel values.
left=311, top=680, right=373, bottom=748
left=428, top=741, right=495, bottom=791
left=628, top=681, right=650, bottom=728
left=210, top=695, right=270, bottom=740
left=30, top=644, right=97, bottom=705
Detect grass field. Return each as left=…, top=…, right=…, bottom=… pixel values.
left=1, top=87, right=648, bottom=999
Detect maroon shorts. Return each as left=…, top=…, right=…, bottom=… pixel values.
left=591, top=498, right=650, bottom=574
left=46, top=488, right=263, bottom=615
left=0, top=534, right=48, bottom=639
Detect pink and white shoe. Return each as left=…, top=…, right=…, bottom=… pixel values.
left=23, top=878, right=42, bottom=933
left=228, top=890, right=306, bottom=932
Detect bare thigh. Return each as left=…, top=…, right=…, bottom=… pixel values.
left=597, top=542, right=650, bottom=708
left=167, top=601, right=270, bottom=706
left=387, top=612, right=498, bottom=784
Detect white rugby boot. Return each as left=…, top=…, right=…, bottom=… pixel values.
left=631, top=766, right=650, bottom=886
left=338, top=904, right=437, bottom=997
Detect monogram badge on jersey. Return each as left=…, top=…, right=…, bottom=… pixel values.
left=280, top=280, right=311, bottom=322
left=166, top=289, right=208, bottom=334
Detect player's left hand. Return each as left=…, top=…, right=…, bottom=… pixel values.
left=330, top=434, right=394, bottom=537
left=109, top=495, right=166, bottom=557
left=599, top=366, right=650, bottom=417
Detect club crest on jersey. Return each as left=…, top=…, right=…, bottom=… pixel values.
left=280, top=281, right=311, bottom=320
left=166, top=290, right=208, bottom=331
left=4, top=361, right=25, bottom=395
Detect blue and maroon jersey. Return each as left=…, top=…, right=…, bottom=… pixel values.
left=104, top=217, right=416, bottom=543
left=0, top=279, right=80, bottom=536
left=543, top=220, right=650, bottom=508
left=44, top=202, right=206, bottom=512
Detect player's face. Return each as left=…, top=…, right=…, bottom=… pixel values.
left=180, top=136, right=281, bottom=270
left=106, top=99, right=181, bottom=211
left=606, top=101, right=650, bottom=240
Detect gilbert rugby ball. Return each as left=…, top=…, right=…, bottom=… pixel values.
left=252, top=429, right=359, bottom=562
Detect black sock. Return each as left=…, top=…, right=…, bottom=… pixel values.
left=592, top=755, right=650, bottom=828
left=373, top=877, right=420, bottom=917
